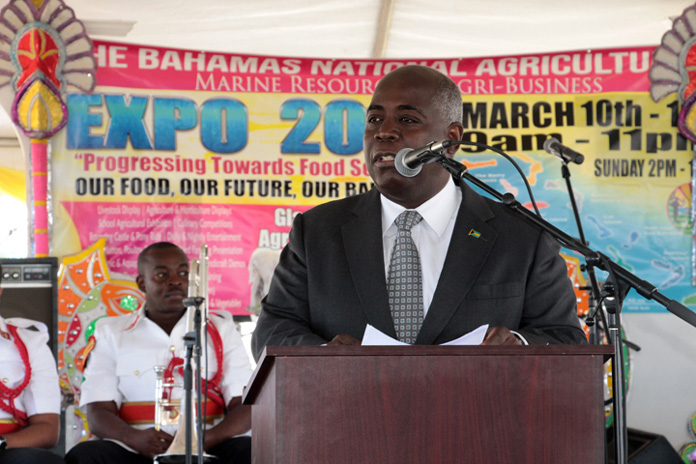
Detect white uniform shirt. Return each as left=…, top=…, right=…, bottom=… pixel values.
left=0, top=316, right=61, bottom=421
left=80, top=308, right=253, bottom=435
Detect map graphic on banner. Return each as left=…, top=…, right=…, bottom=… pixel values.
left=49, top=41, right=694, bottom=316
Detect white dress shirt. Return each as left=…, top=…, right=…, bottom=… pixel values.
left=381, top=179, right=461, bottom=315
left=381, top=180, right=528, bottom=344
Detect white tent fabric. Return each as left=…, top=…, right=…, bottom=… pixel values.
left=0, top=0, right=691, bottom=137
left=72, top=0, right=688, bottom=58
left=1, top=0, right=696, bottom=453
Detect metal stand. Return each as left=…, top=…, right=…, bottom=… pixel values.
left=602, top=280, right=627, bottom=464
left=559, top=161, right=647, bottom=463
left=182, top=296, right=209, bottom=464
left=156, top=297, right=215, bottom=464
left=435, top=152, right=696, bottom=464
left=183, top=327, right=195, bottom=464
left=560, top=163, right=608, bottom=344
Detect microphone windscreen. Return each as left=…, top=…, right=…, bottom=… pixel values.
left=543, top=137, right=559, bottom=154
left=394, top=148, right=422, bottom=178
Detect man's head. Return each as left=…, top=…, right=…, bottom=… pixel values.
left=136, top=242, right=189, bottom=315
left=363, top=65, right=464, bottom=209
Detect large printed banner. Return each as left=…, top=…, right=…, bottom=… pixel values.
left=51, top=41, right=694, bottom=315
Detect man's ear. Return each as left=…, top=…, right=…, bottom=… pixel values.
left=446, top=122, right=464, bottom=156
left=135, top=275, right=146, bottom=293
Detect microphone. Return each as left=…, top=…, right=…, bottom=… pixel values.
left=543, top=137, right=584, bottom=165
left=394, top=140, right=452, bottom=177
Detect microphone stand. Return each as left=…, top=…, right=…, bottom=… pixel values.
left=559, top=163, right=607, bottom=345
left=183, top=330, right=194, bottom=464
left=435, top=154, right=696, bottom=464
left=559, top=161, right=625, bottom=464
left=182, top=296, right=206, bottom=464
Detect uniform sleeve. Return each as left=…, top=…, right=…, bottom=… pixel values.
left=211, top=313, right=253, bottom=403
left=19, top=328, right=61, bottom=416
left=79, top=319, right=123, bottom=407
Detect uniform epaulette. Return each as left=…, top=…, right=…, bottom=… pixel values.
left=4, top=318, right=48, bottom=334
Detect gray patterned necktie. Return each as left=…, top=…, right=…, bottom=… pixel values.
left=387, top=210, right=424, bottom=344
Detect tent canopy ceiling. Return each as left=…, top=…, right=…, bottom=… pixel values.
left=74, top=0, right=688, bottom=58
left=0, top=0, right=691, bottom=138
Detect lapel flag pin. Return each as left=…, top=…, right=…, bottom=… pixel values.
left=468, top=229, right=481, bottom=238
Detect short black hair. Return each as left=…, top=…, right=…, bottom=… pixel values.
left=137, top=242, right=185, bottom=274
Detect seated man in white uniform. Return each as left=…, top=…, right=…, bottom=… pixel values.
left=0, top=263, right=64, bottom=464
left=65, top=242, right=253, bottom=464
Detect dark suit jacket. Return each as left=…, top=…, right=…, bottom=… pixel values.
left=252, top=179, right=586, bottom=360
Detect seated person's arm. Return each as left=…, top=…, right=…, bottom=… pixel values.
left=4, top=413, right=59, bottom=449
left=204, top=311, right=255, bottom=450
left=202, top=397, right=250, bottom=451
left=81, top=318, right=174, bottom=458
left=86, top=400, right=173, bottom=458
left=6, top=323, right=62, bottom=449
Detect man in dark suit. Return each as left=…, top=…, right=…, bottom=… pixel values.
left=251, top=65, right=586, bottom=359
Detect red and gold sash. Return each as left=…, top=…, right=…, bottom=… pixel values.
left=0, top=419, right=22, bottom=434
left=118, top=399, right=225, bottom=426
left=0, top=325, right=31, bottom=426
left=160, top=319, right=227, bottom=412
left=116, top=315, right=229, bottom=428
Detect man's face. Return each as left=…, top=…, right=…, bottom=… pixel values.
left=136, top=247, right=189, bottom=315
left=363, top=68, right=462, bottom=208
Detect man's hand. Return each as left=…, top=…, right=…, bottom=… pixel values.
left=326, top=334, right=361, bottom=345
left=86, top=401, right=174, bottom=458
left=125, top=427, right=174, bottom=458
left=481, top=326, right=522, bottom=346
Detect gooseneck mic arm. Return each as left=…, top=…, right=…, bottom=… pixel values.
left=432, top=144, right=696, bottom=328
left=395, top=139, right=543, bottom=216
left=433, top=140, right=696, bottom=464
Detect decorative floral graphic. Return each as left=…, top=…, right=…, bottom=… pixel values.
left=0, top=0, right=96, bottom=256
left=57, top=239, right=144, bottom=446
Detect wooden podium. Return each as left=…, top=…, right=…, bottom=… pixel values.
left=243, top=345, right=613, bottom=464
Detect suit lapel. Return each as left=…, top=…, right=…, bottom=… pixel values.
left=342, top=189, right=398, bottom=338
left=416, top=182, right=498, bottom=344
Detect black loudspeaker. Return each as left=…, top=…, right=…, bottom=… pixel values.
left=0, top=257, right=58, bottom=356
left=609, top=428, right=683, bottom=464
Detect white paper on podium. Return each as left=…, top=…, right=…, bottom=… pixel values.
left=361, top=324, right=489, bottom=346
left=440, top=324, right=488, bottom=345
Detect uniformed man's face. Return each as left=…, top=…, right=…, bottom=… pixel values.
left=136, top=247, right=189, bottom=315
left=363, top=67, right=462, bottom=209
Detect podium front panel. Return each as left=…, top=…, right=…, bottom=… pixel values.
left=244, top=345, right=612, bottom=464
